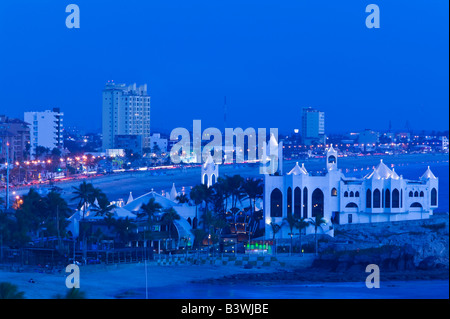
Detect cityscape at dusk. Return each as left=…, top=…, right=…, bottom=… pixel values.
left=0, top=0, right=448, bottom=308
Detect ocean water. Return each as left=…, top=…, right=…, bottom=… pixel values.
left=128, top=280, right=449, bottom=299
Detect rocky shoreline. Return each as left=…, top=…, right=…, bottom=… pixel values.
left=193, top=267, right=449, bottom=286
left=194, top=216, right=449, bottom=286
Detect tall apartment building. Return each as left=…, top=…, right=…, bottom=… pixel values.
left=0, top=115, right=30, bottom=162
left=102, top=82, right=151, bottom=151
left=24, top=108, right=64, bottom=158
left=301, top=107, right=325, bottom=145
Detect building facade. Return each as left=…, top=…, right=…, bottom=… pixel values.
left=0, top=116, right=30, bottom=162
left=24, top=108, right=64, bottom=158
left=264, top=145, right=439, bottom=239
left=301, top=107, right=325, bottom=145
left=114, top=134, right=143, bottom=155
left=102, top=82, right=151, bottom=151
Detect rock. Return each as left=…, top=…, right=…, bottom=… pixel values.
left=417, top=256, right=440, bottom=270
left=335, top=262, right=349, bottom=273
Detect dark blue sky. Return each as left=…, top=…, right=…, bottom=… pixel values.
left=0, top=0, right=448, bottom=135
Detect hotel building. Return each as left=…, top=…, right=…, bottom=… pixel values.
left=24, top=108, right=64, bottom=159
left=102, top=82, right=151, bottom=151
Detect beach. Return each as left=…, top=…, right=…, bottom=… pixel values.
left=0, top=261, right=277, bottom=299
left=1, top=261, right=448, bottom=299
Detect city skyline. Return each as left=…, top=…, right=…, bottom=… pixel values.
left=0, top=0, right=448, bottom=134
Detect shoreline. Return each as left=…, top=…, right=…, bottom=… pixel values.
left=191, top=267, right=449, bottom=286
left=1, top=261, right=448, bottom=299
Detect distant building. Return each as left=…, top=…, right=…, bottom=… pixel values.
left=396, top=132, right=411, bottom=143
left=149, top=133, right=168, bottom=153
left=440, top=136, right=449, bottom=151
left=106, top=149, right=125, bottom=157
left=24, top=108, right=64, bottom=158
left=301, top=107, right=325, bottom=145
left=264, top=144, right=439, bottom=239
left=102, top=82, right=151, bottom=151
left=357, top=129, right=379, bottom=145
left=115, top=134, right=143, bottom=155
left=0, top=115, right=30, bottom=162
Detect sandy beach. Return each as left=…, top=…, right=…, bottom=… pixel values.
left=0, top=261, right=277, bottom=299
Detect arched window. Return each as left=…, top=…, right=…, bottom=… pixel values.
left=345, top=202, right=358, bottom=208
left=211, top=174, right=216, bottom=185
left=419, top=191, right=424, bottom=197
left=366, top=189, right=372, bottom=209
left=431, top=188, right=437, bottom=206
left=294, top=187, right=301, bottom=218
left=203, top=174, right=208, bottom=185
left=328, top=155, right=336, bottom=163
left=331, top=188, right=337, bottom=196
left=385, top=189, right=390, bottom=208
left=312, top=188, right=324, bottom=218
left=411, top=202, right=423, bottom=208
left=401, top=189, right=403, bottom=208
left=187, top=217, right=192, bottom=225
left=409, top=191, right=413, bottom=197
left=414, top=191, right=419, bottom=197
left=350, top=191, right=354, bottom=197
left=373, top=189, right=381, bottom=208
left=270, top=188, right=283, bottom=217
left=344, top=191, right=349, bottom=197
left=355, top=191, right=360, bottom=197
left=392, top=189, right=400, bottom=208
left=287, top=187, right=292, bottom=216
left=303, top=187, right=308, bottom=219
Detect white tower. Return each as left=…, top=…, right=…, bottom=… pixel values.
left=201, top=153, right=219, bottom=187
left=326, top=144, right=338, bottom=171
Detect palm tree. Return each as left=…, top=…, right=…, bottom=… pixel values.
left=175, top=193, right=189, bottom=204
left=270, top=222, right=281, bottom=255
left=283, top=213, right=297, bottom=256
left=139, top=198, right=162, bottom=220
left=308, top=215, right=327, bottom=256
left=190, top=184, right=207, bottom=226
left=295, top=217, right=309, bottom=256
left=0, top=282, right=25, bottom=299
left=242, top=178, right=263, bottom=218
left=139, top=198, right=162, bottom=249
left=225, top=175, right=244, bottom=210
left=162, top=207, right=181, bottom=249
left=72, top=181, right=95, bottom=219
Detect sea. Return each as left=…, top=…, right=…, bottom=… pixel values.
left=130, top=280, right=449, bottom=299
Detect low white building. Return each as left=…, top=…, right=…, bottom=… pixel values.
left=264, top=144, right=439, bottom=239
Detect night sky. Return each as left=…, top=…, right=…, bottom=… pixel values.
left=0, top=0, right=448, bottom=135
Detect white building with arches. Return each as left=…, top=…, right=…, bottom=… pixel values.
left=264, top=145, right=439, bottom=239
left=201, top=153, right=219, bottom=188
